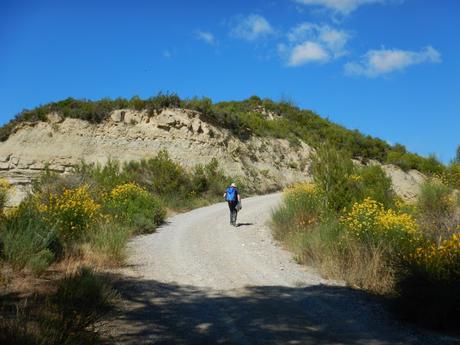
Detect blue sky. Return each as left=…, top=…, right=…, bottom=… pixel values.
left=1, top=0, right=459, bottom=162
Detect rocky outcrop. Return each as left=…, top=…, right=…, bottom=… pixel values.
left=0, top=108, right=314, bottom=205
left=0, top=107, right=426, bottom=206
left=382, top=164, right=426, bottom=201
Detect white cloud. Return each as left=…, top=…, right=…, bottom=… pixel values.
left=287, top=22, right=316, bottom=42
left=195, top=30, right=216, bottom=45
left=294, top=0, right=385, bottom=15
left=288, top=41, right=330, bottom=65
left=319, top=27, right=349, bottom=56
left=230, top=14, right=275, bottom=41
left=345, top=46, right=441, bottom=77
left=283, top=22, right=350, bottom=66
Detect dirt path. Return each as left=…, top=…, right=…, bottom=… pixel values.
left=105, top=194, right=458, bottom=345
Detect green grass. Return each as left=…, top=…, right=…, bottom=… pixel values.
left=85, top=222, right=131, bottom=266
left=1, top=202, right=57, bottom=275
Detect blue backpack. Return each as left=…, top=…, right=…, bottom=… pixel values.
left=226, top=187, right=237, bottom=202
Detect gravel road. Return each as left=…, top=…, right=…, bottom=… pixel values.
left=105, top=193, right=459, bottom=345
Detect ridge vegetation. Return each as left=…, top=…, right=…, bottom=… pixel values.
left=0, top=93, right=445, bottom=176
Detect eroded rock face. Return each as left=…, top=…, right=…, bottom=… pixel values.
left=0, top=107, right=426, bottom=206
left=382, top=165, right=426, bottom=201
left=0, top=108, right=314, bottom=205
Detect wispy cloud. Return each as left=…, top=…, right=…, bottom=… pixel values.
left=288, top=41, right=330, bottom=65
left=344, top=46, right=441, bottom=77
left=282, top=22, right=350, bottom=66
left=293, top=0, right=385, bottom=15
left=230, top=14, right=275, bottom=41
left=195, top=30, right=216, bottom=45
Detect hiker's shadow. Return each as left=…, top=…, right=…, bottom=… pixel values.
left=236, top=222, right=254, bottom=227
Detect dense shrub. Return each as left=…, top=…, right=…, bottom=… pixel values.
left=390, top=179, right=460, bottom=330
left=0, top=201, right=57, bottom=275
left=340, top=198, right=418, bottom=250
left=416, top=179, right=460, bottom=241
left=123, top=151, right=190, bottom=196
left=191, top=158, right=230, bottom=196
left=104, top=182, right=165, bottom=233
left=38, top=185, right=101, bottom=243
left=394, top=232, right=460, bottom=330
left=271, top=183, right=396, bottom=294
left=311, top=146, right=356, bottom=212
left=74, top=160, right=129, bottom=192
left=272, top=183, right=326, bottom=240
left=438, top=163, right=460, bottom=189
left=311, top=146, right=395, bottom=212
left=355, top=165, right=395, bottom=208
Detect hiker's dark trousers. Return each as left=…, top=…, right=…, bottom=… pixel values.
left=228, top=201, right=238, bottom=225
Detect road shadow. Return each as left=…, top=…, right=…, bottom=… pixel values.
left=236, top=222, right=254, bottom=227
left=101, top=274, right=459, bottom=345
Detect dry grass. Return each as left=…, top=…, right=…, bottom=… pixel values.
left=0, top=265, right=116, bottom=345
left=285, top=228, right=395, bottom=295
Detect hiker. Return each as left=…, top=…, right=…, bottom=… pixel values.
left=223, top=182, right=241, bottom=226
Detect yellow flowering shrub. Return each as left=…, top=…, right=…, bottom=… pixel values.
left=0, top=178, right=11, bottom=190
left=408, top=233, right=460, bottom=277
left=436, top=164, right=460, bottom=189
left=284, top=182, right=317, bottom=199
left=109, top=182, right=145, bottom=200
left=282, top=182, right=325, bottom=229
left=341, top=197, right=418, bottom=246
left=39, top=185, right=101, bottom=241
left=105, top=182, right=165, bottom=232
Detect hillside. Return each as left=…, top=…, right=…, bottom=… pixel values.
left=0, top=95, right=432, bottom=204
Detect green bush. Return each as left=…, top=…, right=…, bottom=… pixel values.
left=191, top=158, right=229, bottom=196
left=86, top=222, right=131, bottom=265
left=416, top=179, right=459, bottom=241
left=104, top=183, right=166, bottom=233
left=123, top=151, right=190, bottom=196
left=354, top=165, right=395, bottom=209
left=74, top=160, right=129, bottom=193
left=311, top=145, right=356, bottom=212
left=272, top=182, right=326, bottom=240
left=0, top=201, right=57, bottom=273
left=310, top=146, right=395, bottom=213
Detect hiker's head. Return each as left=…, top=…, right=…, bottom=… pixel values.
left=231, top=182, right=237, bottom=188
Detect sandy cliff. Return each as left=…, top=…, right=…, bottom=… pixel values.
left=0, top=108, right=424, bottom=205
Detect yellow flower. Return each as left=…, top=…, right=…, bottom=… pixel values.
left=0, top=178, right=10, bottom=190
left=341, top=197, right=418, bottom=240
